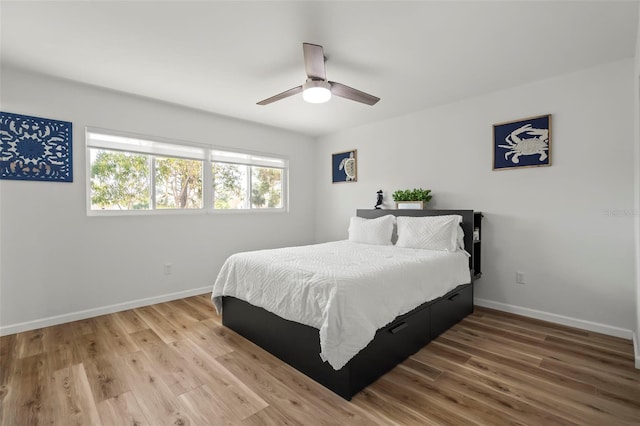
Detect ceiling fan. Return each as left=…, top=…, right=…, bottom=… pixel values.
left=257, top=43, right=380, bottom=106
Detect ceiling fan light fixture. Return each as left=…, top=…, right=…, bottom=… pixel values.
left=256, top=43, right=379, bottom=106
left=302, top=80, right=331, bottom=103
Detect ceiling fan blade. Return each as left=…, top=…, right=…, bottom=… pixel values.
left=329, top=81, right=380, bottom=105
left=257, top=85, right=303, bottom=105
left=303, top=43, right=326, bottom=80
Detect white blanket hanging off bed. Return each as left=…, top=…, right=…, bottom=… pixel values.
left=211, top=240, right=470, bottom=370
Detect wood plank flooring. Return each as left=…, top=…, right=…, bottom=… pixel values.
left=1, top=295, right=639, bottom=425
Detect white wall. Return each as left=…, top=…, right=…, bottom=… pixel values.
left=315, top=59, right=636, bottom=335
left=0, top=66, right=316, bottom=333
left=634, top=7, right=640, bottom=367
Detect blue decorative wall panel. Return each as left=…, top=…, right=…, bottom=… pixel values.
left=0, top=111, right=73, bottom=182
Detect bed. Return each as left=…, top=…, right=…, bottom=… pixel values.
left=212, top=209, right=477, bottom=400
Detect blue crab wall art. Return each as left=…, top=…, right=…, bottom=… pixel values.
left=493, top=114, right=551, bottom=170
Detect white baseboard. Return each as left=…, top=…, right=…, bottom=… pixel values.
left=0, top=286, right=212, bottom=336
left=474, top=298, right=634, bottom=340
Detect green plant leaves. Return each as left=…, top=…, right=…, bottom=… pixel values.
left=392, top=188, right=432, bottom=203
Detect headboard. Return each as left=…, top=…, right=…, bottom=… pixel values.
left=356, top=209, right=475, bottom=270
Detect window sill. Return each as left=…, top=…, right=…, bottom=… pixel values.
left=87, top=207, right=288, bottom=217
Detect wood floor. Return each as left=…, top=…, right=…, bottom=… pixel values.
left=1, top=295, right=639, bottom=425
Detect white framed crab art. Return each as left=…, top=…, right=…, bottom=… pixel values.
left=493, top=114, right=551, bottom=170
left=332, top=149, right=357, bottom=183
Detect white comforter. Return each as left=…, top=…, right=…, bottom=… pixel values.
left=211, top=241, right=470, bottom=370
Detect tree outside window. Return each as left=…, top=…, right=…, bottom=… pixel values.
left=90, top=150, right=150, bottom=210
left=212, top=163, right=246, bottom=209
left=155, top=157, right=202, bottom=209
left=251, top=167, right=282, bottom=208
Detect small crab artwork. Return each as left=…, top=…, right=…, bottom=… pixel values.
left=493, top=114, right=551, bottom=170
left=332, top=149, right=357, bottom=183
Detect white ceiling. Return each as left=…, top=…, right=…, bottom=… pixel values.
left=1, top=1, right=638, bottom=137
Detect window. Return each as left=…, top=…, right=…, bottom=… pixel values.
left=211, top=150, right=286, bottom=210
left=155, top=157, right=203, bottom=209
left=251, top=166, right=283, bottom=209
left=90, top=150, right=151, bottom=210
left=86, top=129, right=288, bottom=214
left=212, top=162, right=247, bottom=209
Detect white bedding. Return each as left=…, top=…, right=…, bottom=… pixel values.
left=211, top=240, right=470, bottom=370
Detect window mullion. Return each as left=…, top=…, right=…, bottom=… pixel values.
left=150, top=156, right=156, bottom=210
left=247, top=166, right=252, bottom=209
left=283, top=167, right=288, bottom=212
left=203, top=159, right=213, bottom=209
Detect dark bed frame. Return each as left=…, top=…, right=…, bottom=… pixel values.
left=221, top=209, right=476, bottom=400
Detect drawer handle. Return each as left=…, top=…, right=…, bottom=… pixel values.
left=448, top=293, right=460, bottom=301
left=389, top=322, right=409, bottom=334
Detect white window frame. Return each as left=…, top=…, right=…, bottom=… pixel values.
left=86, top=127, right=289, bottom=216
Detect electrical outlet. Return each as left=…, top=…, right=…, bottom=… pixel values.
left=516, top=272, right=525, bottom=284
left=164, top=263, right=172, bottom=275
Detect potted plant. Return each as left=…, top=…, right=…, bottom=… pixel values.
left=392, top=188, right=432, bottom=209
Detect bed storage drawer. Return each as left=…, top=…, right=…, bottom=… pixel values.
left=348, top=302, right=430, bottom=394
left=429, top=284, right=473, bottom=339
left=368, top=302, right=431, bottom=358
left=222, top=296, right=353, bottom=398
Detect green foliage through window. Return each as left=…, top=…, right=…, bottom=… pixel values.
left=212, top=163, right=283, bottom=210
left=87, top=130, right=287, bottom=213
left=213, top=163, right=246, bottom=209
left=251, top=167, right=282, bottom=208
left=91, top=150, right=150, bottom=210
left=156, top=157, right=202, bottom=209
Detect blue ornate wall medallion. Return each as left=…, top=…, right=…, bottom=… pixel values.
left=0, top=111, right=73, bottom=182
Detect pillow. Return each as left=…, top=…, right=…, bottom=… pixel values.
left=396, top=215, right=463, bottom=252
left=348, top=215, right=395, bottom=246
left=457, top=225, right=465, bottom=250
